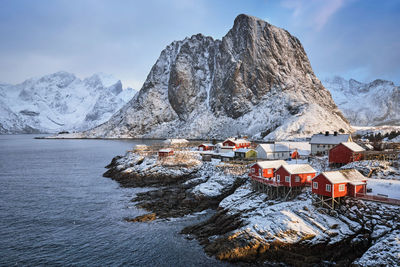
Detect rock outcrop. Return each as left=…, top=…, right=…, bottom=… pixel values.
left=83, top=14, right=350, bottom=140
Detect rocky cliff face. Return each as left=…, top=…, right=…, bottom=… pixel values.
left=0, top=72, right=136, bottom=134
left=323, top=76, right=400, bottom=126
left=84, top=14, right=350, bottom=140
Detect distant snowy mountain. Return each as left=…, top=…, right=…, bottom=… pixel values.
left=80, top=14, right=350, bottom=140
left=0, top=72, right=136, bottom=134
left=323, top=76, right=400, bottom=126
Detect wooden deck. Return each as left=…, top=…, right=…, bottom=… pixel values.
left=356, top=194, right=400, bottom=206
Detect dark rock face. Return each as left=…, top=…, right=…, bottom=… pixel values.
left=86, top=14, right=349, bottom=139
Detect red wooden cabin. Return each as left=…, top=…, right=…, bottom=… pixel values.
left=158, top=148, right=174, bottom=157
left=249, top=160, right=287, bottom=179
left=312, top=169, right=366, bottom=198
left=329, top=142, right=365, bottom=166
left=222, top=138, right=251, bottom=150
left=275, top=164, right=316, bottom=187
left=198, top=143, right=215, bottom=151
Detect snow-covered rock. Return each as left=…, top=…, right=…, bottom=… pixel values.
left=81, top=14, right=350, bottom=140
left=323, top=76, right=400, bottom=126
left=0, top=71, right=136, bottom=133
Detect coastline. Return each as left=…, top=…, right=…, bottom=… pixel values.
left=103, top=148, right=400, bottom=265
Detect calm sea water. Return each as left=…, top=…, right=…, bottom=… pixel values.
left=0, top=135, right=230, bottom=266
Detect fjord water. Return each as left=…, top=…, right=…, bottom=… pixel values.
left=0, top=135, right=228, bottom=266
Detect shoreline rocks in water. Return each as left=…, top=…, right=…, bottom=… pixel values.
left=104, top=150, right=400, bottom=266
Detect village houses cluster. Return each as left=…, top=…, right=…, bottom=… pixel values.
left=155, top=131, right=398, bottom=209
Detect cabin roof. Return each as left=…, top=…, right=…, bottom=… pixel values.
left=224, top=138, right=250, bottom=145
left=319, top=169, right=366, bottom=184
left=310, top=134, right=350, bottom=145
left=256, top=160, right=287, bottom=169
left=281, top=164, right=316, bottom=174
left=159, top=148, right=173, bottom=153
left=200, top=143, right=215, bottom=147
left=340, top=142, right=365, bottom=152
left=257, top=143, right=289, bottom=153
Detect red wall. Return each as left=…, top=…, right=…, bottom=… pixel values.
left=329, top=144, right=362, bottom=165
left=275, top=167, right=315, bottom=187
left=312, top=174, right=348, bottom=197
left=348, top=184, right=366, bottom=197
left=249, top=164, right=275, bottom=179
left=223, top=140, right=236, bottom=147
left=198, top=145, right=213, bottom=151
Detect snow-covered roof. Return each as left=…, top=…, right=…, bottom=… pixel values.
left=257, top=143, right=289, bottom=153
left=199, top=143, right=215, bottom=147
left=159, top=148, right=173, bottom=153
left=255, top=160, right=287, bottom=169
left=310, top=133, right=350, bottom=145
left=224, top=138, right=250, bottom=145
left=281, top=164, right=316, bottom=174
left=340, top=142, right=365, bottom=152
left=220, top=151, right=235, bottom=158
left=163, top=139, right=189, bottom=144
left=318, top=169, right=366, bottom=184
left=235, top=148, right=255, bottom=153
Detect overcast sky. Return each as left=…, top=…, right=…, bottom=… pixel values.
left=0, top=0, right=399, bottom=89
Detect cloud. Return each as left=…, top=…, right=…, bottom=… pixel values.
left=281, top=0, right=345, bottom=31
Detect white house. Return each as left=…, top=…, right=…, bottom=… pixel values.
left=256, top=143, right=290, bottom=160
left=310, top=132, right=352, bottom=155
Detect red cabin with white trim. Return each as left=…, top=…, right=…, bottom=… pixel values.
left=158, top=148, right=174, bottom=157
left=329, top=142, right=365, bottom=166
left=198, top=144, right=215, bottom=151
left=249, top=160, right=287, bottom=179
left=222, top=138, right=251, bottom=150
left=311, top=169, right=367, bottom=198
left=274, top=164, right=316, bottom=187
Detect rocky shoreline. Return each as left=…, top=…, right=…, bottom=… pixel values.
left=104, top=151, right=400, bottom=266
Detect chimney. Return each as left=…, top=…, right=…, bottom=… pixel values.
left=334, top=131, right=338, bottom=136
left=325, top=131, right=329, bottom=136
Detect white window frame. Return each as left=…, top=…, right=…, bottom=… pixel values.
left=258, top=169, right=262, bottom=176
left=313, top=182, right=318, bottom=189
left=295, top=176, right=300, bottom=183
left=285, top=176, right=290, bottom=183
left=276, top=175, right=280, bottom=182
left=251, top=168, right=255, bottom=173
left=326, top=184, right=331, bottom=192
left=339, top=184, right=345, bottom=192
left=267, top=169, right=272, bottom=174
left=307, top=175, right=312, bottom=181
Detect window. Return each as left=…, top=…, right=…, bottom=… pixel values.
left=251, top=168, right=255, bottom=173
left=285, top=176, right=290, bottom=183
left=267, top=169, right=272, bottom=174
left=258, top=169, right=261, bottom=176
left=339, top=184, right=345, bottom=192
left=307, top=175, right=312, bottom=181
left=313, top=182, right=318, bottom=189
left=295, top=176, right=300, bottom=182
left=276, top=175, right=280, bottom=182
left=326, top=184, right=331, bottom=192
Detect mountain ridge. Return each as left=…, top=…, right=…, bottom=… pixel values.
left=323, top=76, right=400, bottom=126
left=0, top=71, right=136, bottom=134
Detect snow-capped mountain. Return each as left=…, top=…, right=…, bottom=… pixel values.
left=323, top=76, right=400, bottom=126
left=0, top=72, right=136, bottom=134
left=80, top=14, right=350, bottom=140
